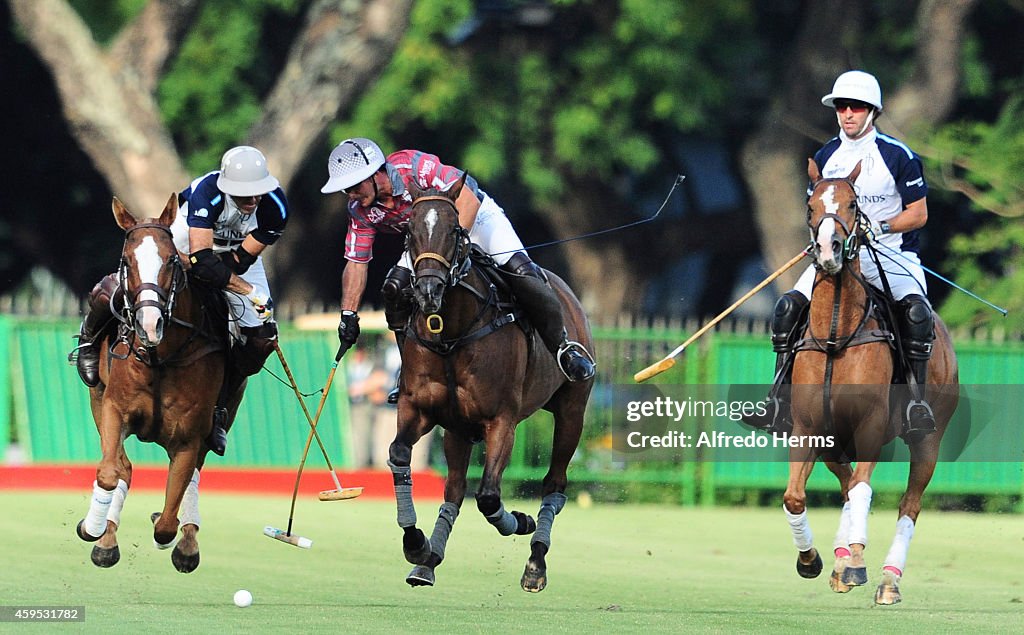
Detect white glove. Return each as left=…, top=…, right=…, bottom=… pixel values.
left=246, top=289, right=274, bottom=323
left=858, top=216, right=885, bottom=241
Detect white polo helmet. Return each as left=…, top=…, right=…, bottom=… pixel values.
left=821, top=70, right=883, bottom=111
left=217, top=146, right=279, bottom=197
left=320, top=138, right=385, bottom=194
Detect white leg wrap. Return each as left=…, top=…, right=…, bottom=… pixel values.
left=832, top=501, right=852, bottom=551
left=847, top=482, right=872, bottom=547
left=180, top=469, right=201, bottom=528
left=84, top=481, right=114, bottom=538
left=882, top=515, right=915, bottom=573
left=783, top=504, right=814, bottom=552
left=105, top=479, right=129, bottom=528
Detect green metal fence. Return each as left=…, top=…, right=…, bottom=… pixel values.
left=5, top=317, right=348, bottom=468
left=2, top=315, right=1022, bottom=506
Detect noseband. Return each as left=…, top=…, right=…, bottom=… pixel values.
left=410, top=196, right=472, bottom=287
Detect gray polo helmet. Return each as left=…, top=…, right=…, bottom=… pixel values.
left=321, top=138, right=386, bottom=194
left=217, top=146, right=280, bottom=197
left=821, top=70, right=883, bottom=111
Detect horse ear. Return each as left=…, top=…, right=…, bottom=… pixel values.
left=807, top=158, right=821, bottom=183
left=407, top=179, right=426, bottom=201
left=158, top=193, right=177, bottom=227
left=112, top=197, right=137, bottom=230
left=449, top=171, right=469, bottom=201
left=848, top=160, right=862, bottom=182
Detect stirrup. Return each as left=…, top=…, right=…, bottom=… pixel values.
left=556, top=340, right=596, bottom=382
left=742, top=396, right=792, bottom=434
left=902, top=400, right=936, bottom=443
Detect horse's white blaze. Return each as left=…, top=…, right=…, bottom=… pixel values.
left=134, top=236, right=164, bottom=342
left=816, top=217, right=837, bottom=263
left=425, top=208, right=438, bottom=241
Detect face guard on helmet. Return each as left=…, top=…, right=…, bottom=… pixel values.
left=217, top=146, right=280, bottom=197
left=320, top=138, right=386, bottom=194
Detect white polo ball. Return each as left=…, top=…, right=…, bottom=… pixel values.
left=233, top=589, right=253, bottom=608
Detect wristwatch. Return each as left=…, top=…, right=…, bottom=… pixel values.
left=879, top=221, right=891, bottom=234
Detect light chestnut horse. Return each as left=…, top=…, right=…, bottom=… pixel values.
left=75, top=196, right=234, bottom=572
left=783, top=160, right=959, bottom=604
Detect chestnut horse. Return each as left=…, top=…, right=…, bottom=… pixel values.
left=386, top=178, right=594, bottom=592
left=75, top=195, right=235, bottom=572
left=782, top=159, right=959, bottom=604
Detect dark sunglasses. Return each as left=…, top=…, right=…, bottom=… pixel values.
left=834, top=99, right=870, bottom=113
left=341, top=178, right=365, bottom=195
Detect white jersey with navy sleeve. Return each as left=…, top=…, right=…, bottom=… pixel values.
left=170, top=171, right=289, bottom=328
left=793, top=127, right=929, bottom=302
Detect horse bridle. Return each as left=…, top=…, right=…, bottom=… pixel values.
left=117, top=222, right=186, bottom=337
left=808, top=177, right=863, bottom=265
left=409, top=195, right=472, bottom=287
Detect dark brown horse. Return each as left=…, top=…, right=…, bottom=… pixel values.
left=75, top=195, right=235, bottom=572
left=782, top=159, right=959, bottom=604
left=386, top=178, right=594, bottom=592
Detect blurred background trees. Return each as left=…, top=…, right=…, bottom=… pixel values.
left=2, top=0, right=1022, bottom=329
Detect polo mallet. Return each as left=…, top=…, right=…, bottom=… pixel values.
left=272, top=340, right=357, bottom=500
left=265, top=344, right=362, bottom=549
left=634, top=248, right=810, bottom=383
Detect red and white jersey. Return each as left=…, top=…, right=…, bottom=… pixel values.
left=344, top=150, right=479, bottom=263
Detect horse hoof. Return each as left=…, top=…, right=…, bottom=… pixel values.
left=512, top=511, right=536, bottom=536
left=91, top=545, right=120, bottom=568
left=829, top=556, right=852, bottom=592
left=403, top=529, right=432, bottom=565
left=796, top=550, right=822, bottom=579
left=406, top=565, right=435, bottom=587
left=874, top=571, right=902, bottom=605
left=841, top=565, right=868, bottom=586
left=521, top=560, right=547, bottom=593
left=171, top=546, right=200, bottom=573
left=76, top=519, right=102, bottom=543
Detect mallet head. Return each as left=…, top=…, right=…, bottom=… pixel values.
left=318, top=487, right=363, bottom=501
left=263, top=525, right=312, bottom=549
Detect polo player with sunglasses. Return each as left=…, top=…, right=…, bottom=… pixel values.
left=746, top=70, right=937, bottom=440
left=320, top=138, right=595, bottom=402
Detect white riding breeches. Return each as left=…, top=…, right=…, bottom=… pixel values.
left=398, top=193, right=524, bottom=270
left=171, top=203, right=273, bottom=329
left=793, top=247, right=928, bottom=303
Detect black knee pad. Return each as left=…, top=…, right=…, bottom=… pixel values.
left=899, top=294, right=934, bottom=358
left=502, top=252, right=548, bottom=282
left=234, top=323, right=278, bottom=376
left=771, top=291, right=809, bottom=352
left=381, top=266, right=413, bottom=330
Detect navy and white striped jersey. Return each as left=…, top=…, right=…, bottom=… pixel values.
left=811, top=128, right=927, bottom=254
left=179, top=172, right=289, bottom=250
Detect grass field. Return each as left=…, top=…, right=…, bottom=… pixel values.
left=1, top=491, right=1021, bottom=633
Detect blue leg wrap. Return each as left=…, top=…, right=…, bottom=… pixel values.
left=486, top=503, right=519, bottom=536
left=388, top=460, right=417, bottom=528
left=531, top=492, right=568, bottom=547
left=429, top=502, right=460, bottom=559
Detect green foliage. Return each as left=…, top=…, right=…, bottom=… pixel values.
left=157, top=0, right=302, bottom=173
left=930, top=95, right=1024, bottom=330
left=69, top=0, right=146, bottom=44
left=339, top=0, right=756, bottom=207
